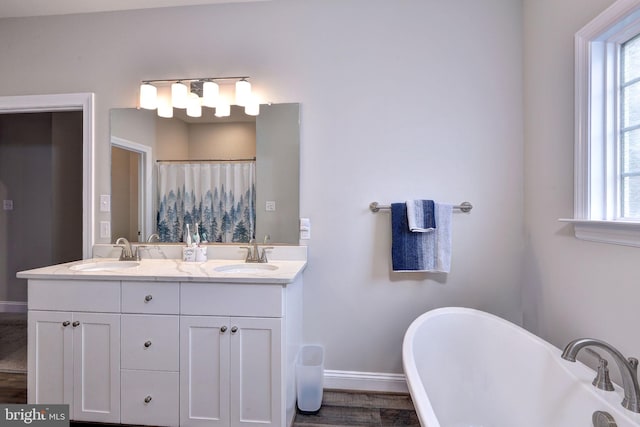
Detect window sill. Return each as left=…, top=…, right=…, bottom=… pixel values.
left=559, top=219, right=640, bottom=248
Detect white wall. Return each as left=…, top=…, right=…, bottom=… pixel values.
left=523, top=0, right=640, bottom=367
left=0, top=0, right=524, bottom=375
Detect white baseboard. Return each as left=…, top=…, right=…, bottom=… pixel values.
left=323, top=369, right=408, bottom=393
left=0, top=301, right=27, bottom=313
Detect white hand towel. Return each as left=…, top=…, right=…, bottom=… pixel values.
left=434, top=203, right=453, bottom=273
left=406, top=200, right=436, bottom=232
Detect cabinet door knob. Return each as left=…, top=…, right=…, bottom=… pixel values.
left=144, top=395, right=152, bottom=403
left=144, top=295, right=153, bottom=302
left=231, top=326, right=238, bottom=334
left=62, top=321, right=71, bottom=327
left=144, top=341, right=152, bottom=348
left=72, top=321, right=80, bottom=327
left=220, top=326, right=228, bottom=333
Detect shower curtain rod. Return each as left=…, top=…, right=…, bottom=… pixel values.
left=156, top=158, right=256, bottom=163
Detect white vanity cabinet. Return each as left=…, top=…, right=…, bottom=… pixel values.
left=27, top=280, right=121, bottom=423
left=180, top=316, right=282, bottom=427
left=180, top=281, right=299, bottom=427
left=22, top=258, right=305, bottom=427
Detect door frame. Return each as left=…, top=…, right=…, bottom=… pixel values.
left=110, top=136, right=153, bottom=242
left=0, top=93, right=94, bottom=258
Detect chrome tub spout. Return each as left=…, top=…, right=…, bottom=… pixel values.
left=562, top=338, right=640, bottom=413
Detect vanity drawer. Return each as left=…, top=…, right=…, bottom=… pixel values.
left=181, top=282, right=284, bottom=317
left=121, top=314, right=179, bottom=371
left=28, top=279, right=120, bottom=312
left=122, top=281, right=179, bottom=314
left=121, top=370, right=179, bottom=427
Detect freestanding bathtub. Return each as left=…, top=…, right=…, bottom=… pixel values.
left=402, top=307, right=640, bottom=427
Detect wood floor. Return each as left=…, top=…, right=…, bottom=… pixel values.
left=0, top=372, right=419, bottom=426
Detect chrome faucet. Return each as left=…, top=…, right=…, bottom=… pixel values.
left=147, top=233, right=160, bottom=243
left=241, top=235, right=273, bottom=263
left=562, top=338, right=640, bottom=412
left=115, top=237, right=140, bottom=261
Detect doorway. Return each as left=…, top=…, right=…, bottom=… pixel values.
left=0, top=92, right=94, bottom=313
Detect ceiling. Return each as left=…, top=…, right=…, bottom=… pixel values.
left=0, top=0, right=267, bottom=18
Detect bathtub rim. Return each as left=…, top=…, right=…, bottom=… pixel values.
left=401, top=306, right=640, bottom=427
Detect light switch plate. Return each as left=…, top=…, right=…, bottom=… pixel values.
left=100, top=221, right=111, bottom=238
left=300, top=217, right=311, bottom=240
left=100, top=195, right=111, bottom=212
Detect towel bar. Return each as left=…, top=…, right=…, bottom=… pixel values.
left=369, top=201, right=473, bottom=213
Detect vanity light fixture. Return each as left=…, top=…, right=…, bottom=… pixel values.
left=235, top=78, right=251, bottom=106
left=186, top=93, right=202, bottom=118
left=171, top=82, right=189, bottom=109
left=139, top=83, right=157, bottom=110
left=138, top=76, right=259, bottom=118
left=201, top=81, right=219, bottom=108
left=214, top=99, right=231, bottom=117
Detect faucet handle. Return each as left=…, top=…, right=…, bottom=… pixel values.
left=586, top=348, right=615, bottom=391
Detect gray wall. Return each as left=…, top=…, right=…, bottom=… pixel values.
left=0, top=0, right=524, bottom=374
left=522, top=0, right=640, bottom=370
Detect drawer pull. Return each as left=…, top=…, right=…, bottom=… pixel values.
left=144, top=340, right=152, bottom=348
left=220, top=326, right=228, bottom=333
left=231, top=326, right=238, bottom=334
left=144, top=294, right=153, bottom=302
left=72, top=321, right=80, bottom=327
left=62, top=321, right=70, bottom=327
left=144, top=395, right=152, bottom=404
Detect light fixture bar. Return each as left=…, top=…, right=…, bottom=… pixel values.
left=139, top=76, right=259, bottom=117
left=142, top=76, right=250, bottom=85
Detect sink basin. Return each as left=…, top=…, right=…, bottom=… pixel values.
left=70, top=261, right=140, bottom=272
left=214, top=264, right=279, bottom=274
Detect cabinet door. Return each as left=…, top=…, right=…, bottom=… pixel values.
left=230, top=317, right=283, bottom=427
left=72, top=312, right=120, bottom=423
left=28, top=311, right=74, bottom=408
left=180, top=316, right=230, bottom=427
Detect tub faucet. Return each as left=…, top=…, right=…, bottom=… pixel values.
left=115, top=237, right=139, bottom=261
left=562, top=338, right=640, bottom=413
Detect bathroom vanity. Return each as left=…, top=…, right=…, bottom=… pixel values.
left=17, top=247, right=306, bottom=427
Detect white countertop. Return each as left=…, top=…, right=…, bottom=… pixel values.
left=17, top=257, right=306, bottom=284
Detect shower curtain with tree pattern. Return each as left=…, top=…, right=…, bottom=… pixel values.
left=156, top=162, right=256, bottom=243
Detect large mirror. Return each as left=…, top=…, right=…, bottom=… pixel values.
left=110, top=103, right=300, bottom=244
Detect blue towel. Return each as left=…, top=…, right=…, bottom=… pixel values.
left=391, top=202, right=453, bottom=272
left=406, top=200, right=436, bottom=232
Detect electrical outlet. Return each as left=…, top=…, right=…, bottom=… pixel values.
left=100, top=195, right=111, bottom=212
left=266, top=201, right=276, bottom=211
left=2, top=200, right=13, bottom=211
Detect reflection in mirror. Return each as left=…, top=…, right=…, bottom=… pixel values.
left=110, top=103, right=300, bottom=244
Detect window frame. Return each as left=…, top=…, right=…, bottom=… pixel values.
left=563, top=0, right=640, bottom=247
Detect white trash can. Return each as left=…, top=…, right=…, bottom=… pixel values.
left=296, top=345, right=324, bottom=414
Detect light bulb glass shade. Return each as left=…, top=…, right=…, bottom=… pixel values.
left=139, top=83, right=158, bottom=110
left=245, top=100, right=260, bottom=116
left=215, top=102, right=231, bottom=117
left=235, top=79, right=251, bottom=106
left=157, top=97, right=173, bottom=118
left=202, top=81, right=219, bottom=108
left=186, top=93, right=202, bottom=117
left=171, top=82, right=188, bottom=109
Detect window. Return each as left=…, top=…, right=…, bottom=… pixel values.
left=621, top=34, right=640, bottom=218
left=566, top=0, right=640, bottom=246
